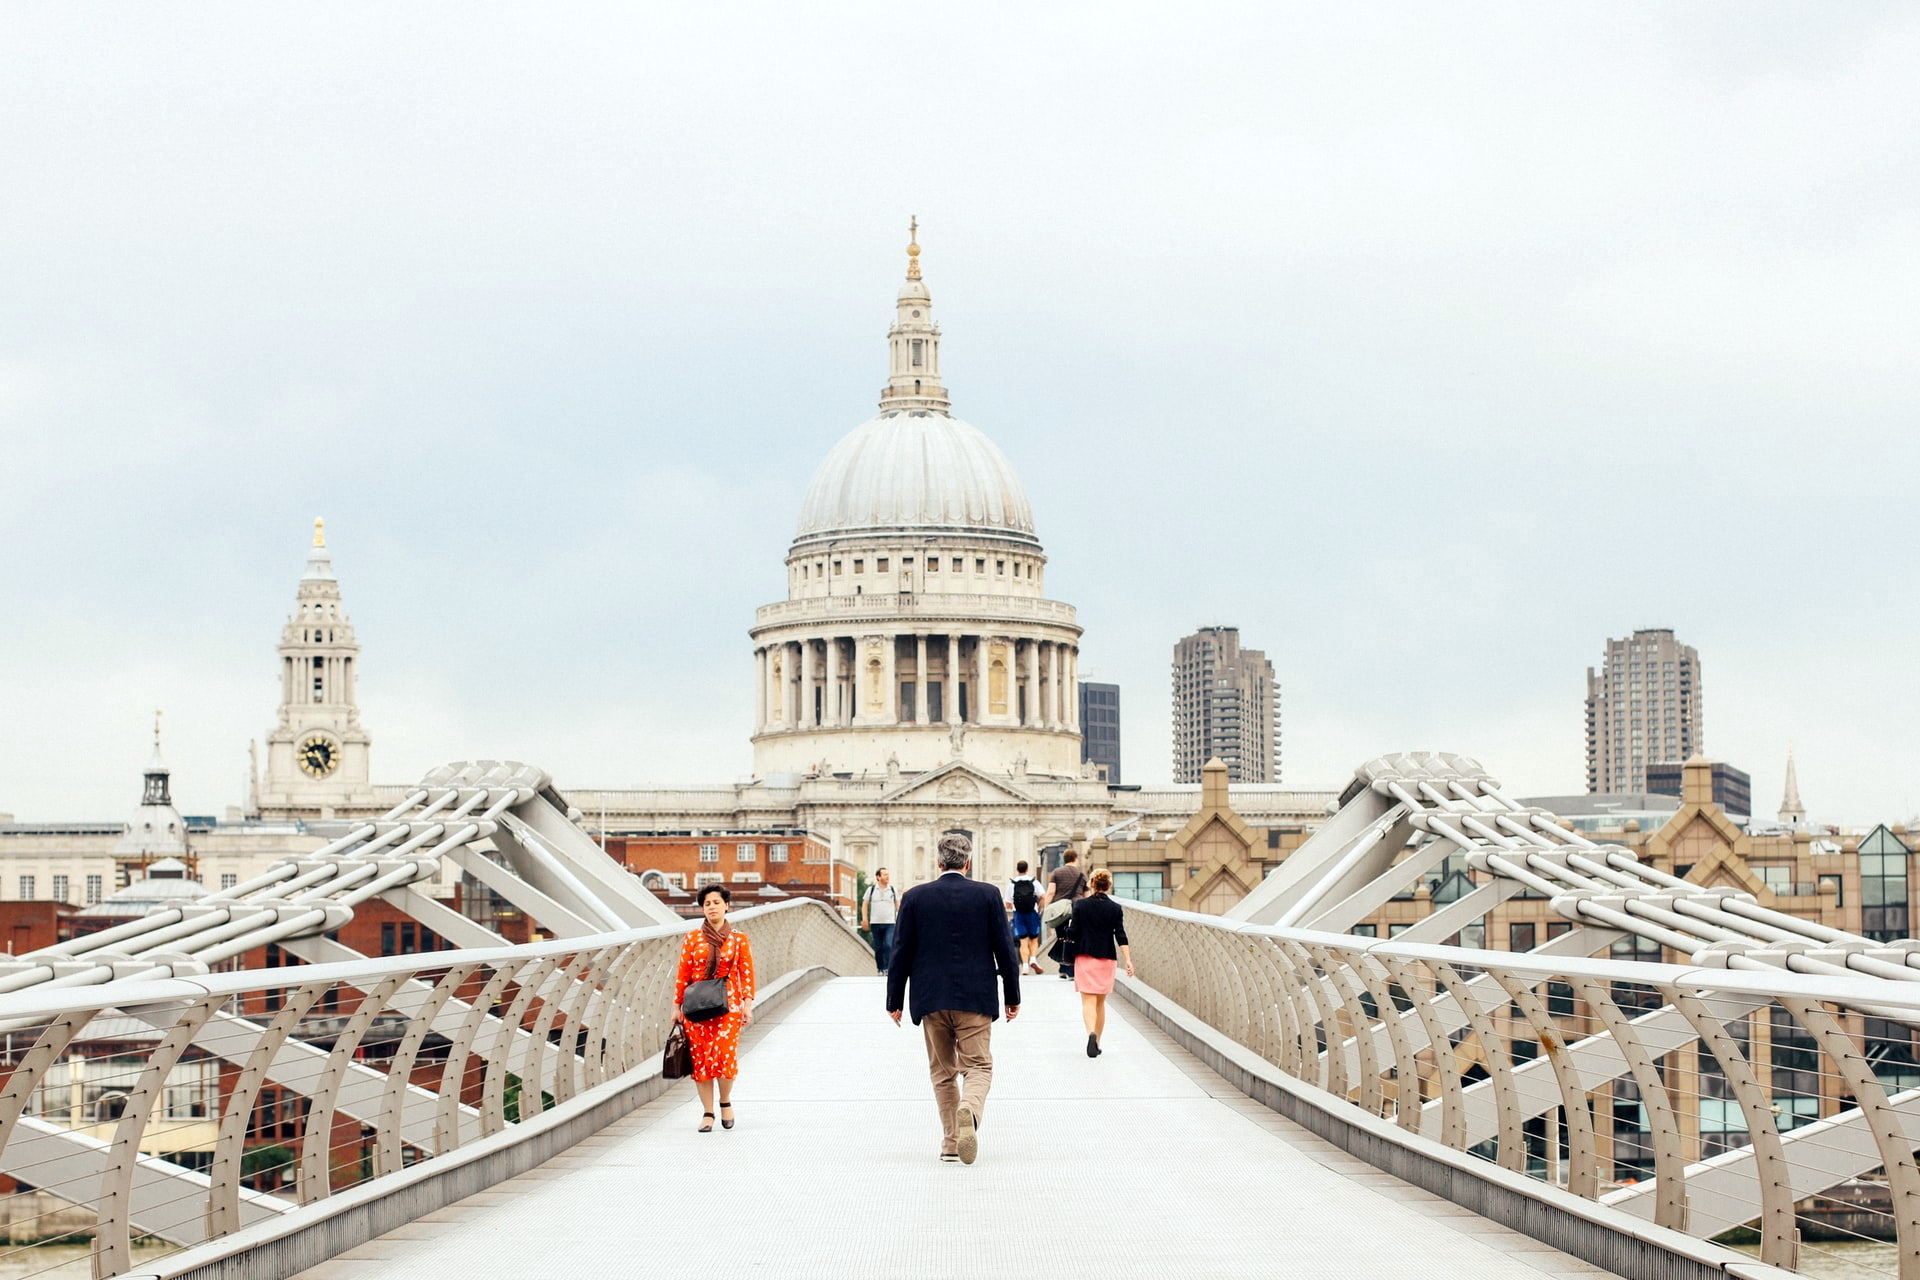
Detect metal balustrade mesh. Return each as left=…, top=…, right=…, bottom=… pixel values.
left=1123, top=904, right=1918, bottom=1279
left=0, top=899, right=867, bottom=1280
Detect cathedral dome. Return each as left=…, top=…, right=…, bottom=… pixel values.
left=793, top=409, right=1038, bottom=549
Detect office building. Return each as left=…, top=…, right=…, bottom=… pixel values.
left=1172, top=626, right=1280, bottom=784
left=1078, top=681, right=1121, bottom=783
left=1645, top=759, right=1750, bottom=819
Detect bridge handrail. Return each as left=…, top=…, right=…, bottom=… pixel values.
left=1122, top=898, right=1920, bottom=1014
left=0, top=897, right=870, bottom=1280
left=1116, top=897, right=1920, bottom=1275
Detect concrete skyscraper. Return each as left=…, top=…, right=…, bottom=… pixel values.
left=1584, top=628, right=1703, bottom=795
left=1171, top=626, right=1279, bottom=784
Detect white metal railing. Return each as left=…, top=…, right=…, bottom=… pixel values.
left=0, top=898, right=868, bottom=1280
left=1123, top=899, right=1920, bottom=1279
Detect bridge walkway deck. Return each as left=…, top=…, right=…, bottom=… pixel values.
left=290, top=976, right=1623, bottom=1279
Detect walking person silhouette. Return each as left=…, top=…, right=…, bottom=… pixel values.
left=884, top=833, right=1021, bottom=1164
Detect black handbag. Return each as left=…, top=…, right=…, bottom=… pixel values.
left=662, top=1021, right=694, bottom=1079
left=681, top=933, right=731, bottom=1023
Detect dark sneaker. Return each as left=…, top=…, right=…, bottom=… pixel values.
left=1087, top=1033, right=1102, bottom=1058
left=956, top=1106, right=978, bottom=1164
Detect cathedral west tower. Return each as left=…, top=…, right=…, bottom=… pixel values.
left=258, top=519, right=375, bottom=817
left=750, top=223, right=1085, bottom=780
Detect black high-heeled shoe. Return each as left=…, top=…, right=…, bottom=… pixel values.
left=698, top=1112, right=715, bottom=1133
left=719, top=1103, right=735, bottom=1130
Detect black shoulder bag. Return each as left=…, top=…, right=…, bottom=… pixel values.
left=681, top=933, right=731, bottom=1023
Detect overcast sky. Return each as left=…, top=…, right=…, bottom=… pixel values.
left=3, top=5, right=1916, bottom=825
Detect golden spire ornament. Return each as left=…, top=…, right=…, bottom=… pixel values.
left=906, top=215, right=922, bottom=280
left=313, top=517, right=326, bottom=548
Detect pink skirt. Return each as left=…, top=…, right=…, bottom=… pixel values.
left=1073, top=956, right=1117, bottom=995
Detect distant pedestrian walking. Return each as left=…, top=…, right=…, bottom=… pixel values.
left=1041, top=849, right=1089, bottom=980
left=885, top=833, right=1022, bottom=1164
left=673, top=885, right=757, bottom=1132
left=1006, top=861, right=1044, bottom=975
left=862, top=868, right=900, bottom=974
left=1069, top=869, right=1133, bottom=1057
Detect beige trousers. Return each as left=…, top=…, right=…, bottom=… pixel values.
left=921, top=1009, right=994, bottom=1155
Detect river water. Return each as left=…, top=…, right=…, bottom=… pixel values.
left=0, top=1244, right=170, bottom=1278
left=1730, top=1240, right=1896, bottom=1278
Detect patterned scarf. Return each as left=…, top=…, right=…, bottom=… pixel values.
left=701, top=919, right=731, bottom=969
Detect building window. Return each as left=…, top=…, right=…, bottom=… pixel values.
left=694, top=873, right=724, bottom=888
left=1756, top=864, right=1793, bottom=895
left=50, top=874, right=68, bottom=903
left=854, top=559, right=863, bottom=573
left=834, top=560, right=843, bottom=575
left=769, top=844, right=789, bottom=862
left=952, top=558, right=962, bottom=572
left=975, top=558, right=985, bottom=573
left=928, top=559, right=939, bottom=573
left=877, top=558, right=889, bottom=572
left=697, top=844, right=720, bottom=863
left=1509, top=922, right=1536, bottom=952
left=221, top=873, right=238, bottom=890
left=17, top=876, right=34, bottom=899
left=1860, top=826, right=1910, bottom=942
left=736, top=843, right=756, bottom=862
left=1350, top=923, right=1378, bottom=938
left=1110, top=871, right=1165, bottom=904
left=85, top=875, right=103, bottom=905
left=996, top=560, right=1005, bottom=574
left=1819, top=873, right=1844, bottom=905
left=732, top=873, right=762, bottom=884
left=911, top=338, right=924, bottom=366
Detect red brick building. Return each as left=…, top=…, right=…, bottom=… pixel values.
left=605, top=832, right=854, bottom=918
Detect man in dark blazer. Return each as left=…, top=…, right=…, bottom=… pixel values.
left=886, top=832, right=1021, bottom=1164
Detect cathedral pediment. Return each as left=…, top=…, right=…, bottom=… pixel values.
left=879, top=761, right=1035, bottom=806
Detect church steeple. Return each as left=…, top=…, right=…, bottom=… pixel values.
left=879, top=217, right=951, bottom=412
left=120, top=710, right=188, bottom=863
left=258, top=517, right=374, bottom=817
left=141, top=709, right=171, bottom=807
left=1778, top=743, right=1806, bottom=827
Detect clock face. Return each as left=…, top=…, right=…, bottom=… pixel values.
left=298, top=734, right=340, bottom=779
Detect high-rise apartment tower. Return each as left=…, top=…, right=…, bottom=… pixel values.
left=1171, top=626, right=1279, bottom=784
left=1585, top=628, right=1703, bottom=794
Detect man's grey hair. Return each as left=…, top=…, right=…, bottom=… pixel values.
left=936, top=833, right=972, bottom=870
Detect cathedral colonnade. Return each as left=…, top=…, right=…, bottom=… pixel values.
left=753, top=633, right=1079, bottom=735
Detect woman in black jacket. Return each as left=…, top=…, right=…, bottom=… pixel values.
left=1068, top=868, right=1134, bottom=1057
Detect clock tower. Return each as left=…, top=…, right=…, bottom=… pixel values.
left=258, top=518, right=375, bottom=817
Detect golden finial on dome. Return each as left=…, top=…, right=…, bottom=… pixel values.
left=313, top=517, right=326, bottom=548
left=906, top=215, right=921, bottom=280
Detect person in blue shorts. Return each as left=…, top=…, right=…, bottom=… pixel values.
left=1005, top=860, right=1045, bottom=975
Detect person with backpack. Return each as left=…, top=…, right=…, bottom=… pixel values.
left=1041, top=849, right=1089, bottom=981
left=861, top=867, right=901, bottom=975
left=1005, top=860, right=1044, bottom=975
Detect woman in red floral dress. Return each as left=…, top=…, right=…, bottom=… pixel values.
left=673, top=884, right=756, bottom=1132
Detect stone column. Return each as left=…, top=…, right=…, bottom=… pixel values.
left=977, top=634, right=990, bottom=724
left=945, top=634, right=961, bottom=724
left=1023, top=639, right=1039, bottom=726
left=755, top=647, right=767, bottom=731
left=1066, top=646, right=1079, bottom=731
left=825, top=636, right=840, bottom=726
left=1048, top=642, right=1063, bottom=729
left=882, top=633, right=898, bottom=723
left=789, top=640, right=804, bottom=727
left=915, top=634, right=929, bottom=723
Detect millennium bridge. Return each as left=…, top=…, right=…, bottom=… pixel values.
left=0, top=755, right=1915, bottom=1279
